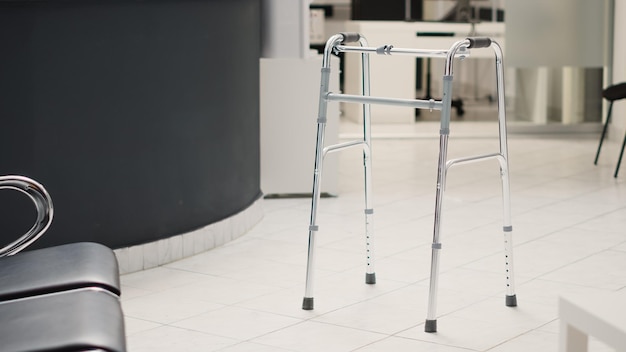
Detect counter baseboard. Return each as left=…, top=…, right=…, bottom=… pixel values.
left=114, top=197, right=264, bottom=275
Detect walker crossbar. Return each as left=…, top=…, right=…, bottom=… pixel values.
left=327, top=93, right=442, bottom=110
left=334, top=45, right=469, bottom=59
left=446, top=152, right=505, bottom=171
left=302, top=33, right=516, bottom=333
left=323, top=140, right=367, bottom=157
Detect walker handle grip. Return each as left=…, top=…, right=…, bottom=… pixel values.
left=466, top=37, right=492, bottom=49
left=340, top=32, right=361, bottom=44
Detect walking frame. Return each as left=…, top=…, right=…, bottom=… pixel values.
left=301, top=32, right=516, bottom=333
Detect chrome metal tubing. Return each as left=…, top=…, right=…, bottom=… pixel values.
left=303, top=122, right=326, bottom=305
left=303, top=33, right=378, bottom=309
left=322, top=34, right=344, bottom=68
left=326, top=93, right=442, bottom=111
left=359, top=35, right=376, bottom=283
left=445, top=153, right=504, bottom=171
left=303, top=34, right=345, bottom=309
left=425, top=38, right=515, bottom=332
left=425, top=65, right=455, bottom=327
left=445, top=39, right=472, bottom=76
left=492, top=41, right=516, bottom=301
left=494, top=40, right=512, bottom=230
left=425, top=133, right=449, bottom=325
left=334, top=45, right=470, bottom=59
left=0, top=176, right=54, bottom=257
left=425, top=38, right=469, bottom=331
left=445, top=149, right=517, bottom=300
left=323, top=140, right=366, bottom=158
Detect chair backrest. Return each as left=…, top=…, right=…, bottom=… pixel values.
left=603, top=82, right=626, bottom=102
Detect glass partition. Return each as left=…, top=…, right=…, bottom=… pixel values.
left=505, top=0, right=611, bottom=126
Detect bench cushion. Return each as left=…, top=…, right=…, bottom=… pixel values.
left=0, top=288, right=126, bottom=352
left=0, top=242, right=120, bottom=301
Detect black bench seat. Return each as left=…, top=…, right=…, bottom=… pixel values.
left=0, top=242, right=121, bottom=301
left=0, top=288, right=126, bottom=352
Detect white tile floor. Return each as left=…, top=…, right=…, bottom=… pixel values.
left=121, top=121, right=626, bottom=351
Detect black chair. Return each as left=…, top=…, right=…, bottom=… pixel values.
left=0, top=176, right=121, bottom=300
left=0, top=242, right=121, bottom=301
left=0, top=288, right=126, bottom=352
left=594, top=82, right=626, bottom=177
left=0, top=175, right=126, bottom=351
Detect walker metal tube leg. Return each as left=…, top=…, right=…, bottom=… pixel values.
left=302, top=123, right=326, bottom=311
left=425, top=74, right=454, bottom=333
left=499, top=155, right=516, bottom=306
left=425, top=134, right=449, bottom=333
left=363, top=144, right=376, bottom=283
left=494, top=42, right=517, bottom=307
left=503, top=230, right=517, bottom=306
left=303, top=35, right=342, bottom=309
left=595, top=102, right=613, bottom=165
left=362, top=144, right=376, bottom=283
left=425, top=38, right=496, bottom=332
left=360, top=42, right=376, bottom=285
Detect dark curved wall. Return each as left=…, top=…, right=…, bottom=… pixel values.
left=0, top=0, right=262, bottom=249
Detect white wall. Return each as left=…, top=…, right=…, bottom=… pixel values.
left=612, top=0, right=626, bottom=139
left=506, top=0, right=605, bottom=68
left=261, top=0, right=312, bottom=58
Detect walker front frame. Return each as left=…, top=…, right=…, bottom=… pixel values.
left=301, top=33, right=516, bottom=333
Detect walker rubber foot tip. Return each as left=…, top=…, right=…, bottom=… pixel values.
left=506, top=294, right=517, bottom=307
left=302, top=297, right=314, bottom=310
left=425, top=319, right=437, bottom=333
left=365, top=273, right=376, bottom=284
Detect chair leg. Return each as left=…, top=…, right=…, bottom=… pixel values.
left=595, top=102, right=613, bottom=165
left=615, top=132, right=626, bottom=178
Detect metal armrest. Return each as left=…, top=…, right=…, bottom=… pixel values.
left=0, top=176, right=53, bottom=257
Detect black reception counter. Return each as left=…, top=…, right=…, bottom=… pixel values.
left=0, top=0, right=262, bottom=250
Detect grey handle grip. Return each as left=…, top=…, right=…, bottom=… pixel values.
left=466, top=37, right=492, bottom=49
left=339, top=32, right=361, bottom=44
